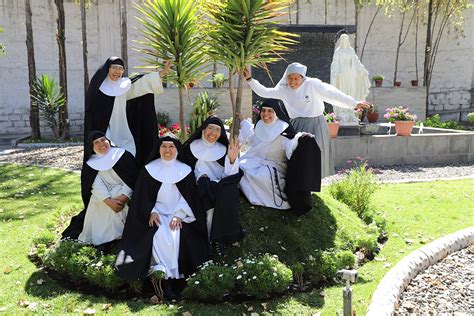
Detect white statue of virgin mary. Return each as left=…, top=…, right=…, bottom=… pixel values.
left=330, top=34, right=371, bottom=125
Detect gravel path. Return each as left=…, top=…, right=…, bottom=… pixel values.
left=395, top=245, right=474, bottom=315
left=1, top=146, right=474, bottom=183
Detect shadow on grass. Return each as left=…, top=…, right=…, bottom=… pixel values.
left=0, top=164, right=80, bottom=221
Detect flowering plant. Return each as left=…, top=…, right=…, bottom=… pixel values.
left=383, top=106, right=417, bottom=122
left=159, top=122, right=190, bottom=138
left=324, top=112, right=338, bottom=123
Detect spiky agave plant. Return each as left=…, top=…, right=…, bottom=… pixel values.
left=204, top=0, right=298, bottom=137
left=136, top=0, right=210, bottom=140
left=31, top=74, right=66, bottom=139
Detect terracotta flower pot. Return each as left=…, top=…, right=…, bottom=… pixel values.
left=394, top=120, right=415, bottom=136
left=394, top=81, right=401, bottom=87
left=367, top=112, right=379, bottom=123
left=411, top=80, right=419, bottom=87
left=328, top=122, right=340, bottom=138
left=374, top=79, right=383, bottom=87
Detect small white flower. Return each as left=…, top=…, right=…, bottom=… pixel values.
left=194, top=281, right=200, bottom=285
left=218, top=274, right=223, bottom=278
left=243, top=271, right=247, bottom=275
left=258, top=261, right=264, bottom=265
left=273, top=272, right=277, bottom=277
left=252, top=276, right=257, bottom=280
left=236, top=275, right=242, bottom=280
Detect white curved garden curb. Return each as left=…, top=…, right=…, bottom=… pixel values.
left=366, top=226, right=474, bottom=315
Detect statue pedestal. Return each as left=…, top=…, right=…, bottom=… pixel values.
left=360, top=123, right=380, bottom=135
left=338, top=125, right=361, bottom=137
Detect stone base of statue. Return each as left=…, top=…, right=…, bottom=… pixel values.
left=360, top=123, right=380, bottom=135
left=338, top=125, right=361, bottom=137
left=333, top=108, right=360, bottom=126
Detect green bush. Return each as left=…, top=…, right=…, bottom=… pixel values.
left=422, top=114, right=464, bottom=130
left=304, top=249, right=356, bottom=285
left=467, top=112, right=474, bottom=123
left=235, top=254, right=292, bottom=299
left=189, top=92, right=220, bottom=133
left=183, top=261, right=236, bottom=301
left=156, top=111, right=171, bottom=127
left=329, top=161, right=378, bottom=224
left=32, top=230, right=56, bottom=248
left=43, top=240, right=123, bottom=291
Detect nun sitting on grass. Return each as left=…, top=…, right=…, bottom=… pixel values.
left=61, top=131, right=139, bottom=247
left=238, top=99, right=321, bottom=216
left=182, top=116, right=244, bottom=254
left=115, top=134, right=209, bottom=300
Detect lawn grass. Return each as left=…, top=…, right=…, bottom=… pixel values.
left=0, top=163, right=472, bottom=315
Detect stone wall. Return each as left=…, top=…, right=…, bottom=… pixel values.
left=0, top=0, right=472, bottom=135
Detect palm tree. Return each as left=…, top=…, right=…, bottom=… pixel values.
left=136, top=0, right=210, bottom=140
left=25, top=0, right=41, bottom=139
left=204, top=0, right=298, bottom=137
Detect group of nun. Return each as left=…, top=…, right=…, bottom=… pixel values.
left=61, top=57, right=368, bottom=300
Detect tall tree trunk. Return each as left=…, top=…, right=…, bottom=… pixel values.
left=414, top=3, right=419, bottom=81
left=54, top=0, right=69, bottom=139
left=393, top=12, right=405, bottom=84
left=212, top=61, right=217, bottom=88
left=178, top=86, right=187, bottom=140
left=228, top=69, right=236, bottom=114
left=423, top=0, right=434, bottom=118
left=295, top=0, right=299, bottom=24
left=354, top=3, right=359, bottom=54
left=360, top=6, right=381, bottom=61
left=231, top=73, right=244, bottom=139
left=120, top=0, right=128, bottom=73
left=80, top=0, right=89, bottom=96
left=25, top=0, right=41, bottom=139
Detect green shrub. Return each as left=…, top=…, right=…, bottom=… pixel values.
left=355, top=234, right=379, bottom=257
left=467, top=112, right=474, bottom=123
left=85, top=254, right=125, bottom=291
left=304, top=249, right=356, bottom=285
left=32, top=230, right=56, bottom=248
left=183, top=261, right=236, bottom=301
left=31, top=74, right=66, bottom=139
left=235, top=254, right=292, bottom=299
left=329, top=161, right=378, bottom=224
left=189, top=92, right=220, bottom=133
left=156, top=111, right=171, bottom=127
left=422, top=114, right=464, bottom=130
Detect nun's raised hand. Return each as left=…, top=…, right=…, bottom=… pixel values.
left=149, top=212, right=161, bottom=227
left=355, top=101, right=370, bottom=111
left=242, top=68, right=251, bottom=81
left=169, top=216, right=182, bottom=231
left=159, top=60, right=173, bottom=78
left=228, top=137, right=241, bottom=164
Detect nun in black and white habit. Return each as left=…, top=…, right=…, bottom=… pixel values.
left=61, top=131, right=139, bottom=245
left=115, top=135, right=209, bottom=284
left=182, top=117, right=245, bottom=245
left=83, top=57, right=172, bottom=166
left=239, top=99, right=322, bottom=215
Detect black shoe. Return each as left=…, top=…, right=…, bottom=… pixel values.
left=161, top=279, right=177, bottom=301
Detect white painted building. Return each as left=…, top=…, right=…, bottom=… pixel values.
left=0, top=0, right=472, bottom=135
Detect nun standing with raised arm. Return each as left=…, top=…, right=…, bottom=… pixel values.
left=243, top=63, right=369, bottom=177
left=84, top=57, right=172, bottom=166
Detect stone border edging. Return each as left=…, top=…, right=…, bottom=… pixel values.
left=366, top=226, right=474, bottom=315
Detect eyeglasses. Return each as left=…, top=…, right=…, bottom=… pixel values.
left=110, top=65, right=125, bottom=72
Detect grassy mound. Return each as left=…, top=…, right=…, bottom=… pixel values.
left=30, top=191, right=378, bottom=300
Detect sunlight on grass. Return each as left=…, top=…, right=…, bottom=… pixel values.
left=0, top=164, right=472, bottom=315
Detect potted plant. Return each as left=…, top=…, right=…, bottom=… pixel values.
left=384, top=106, right=417, bottom=136
left=372, top=75, right=384, bottom=87
left=325, top=112, right=339, bottom=138
left=366, top=104, right=379, bottom=123
left=411, top=80, right=419, bottom=87
left=394, top=80, right=401, bottom=87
